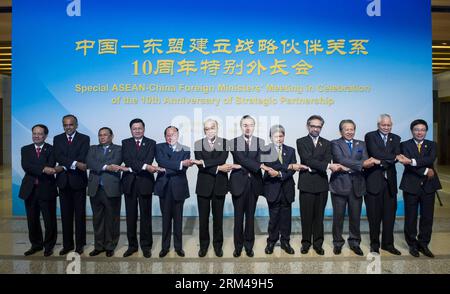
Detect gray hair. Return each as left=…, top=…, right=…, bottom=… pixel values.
left=269, top=124, right=285, bottom=137
left=377, top=114, right=392, bottom=124
left=203, top=119, right=218, bottom=129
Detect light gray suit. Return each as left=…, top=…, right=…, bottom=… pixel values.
left=86, top=144, right=122, bottom=251
left=329, top=138, right=368, bottom=249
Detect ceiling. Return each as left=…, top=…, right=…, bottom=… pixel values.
left=1, top=0, right=450, bottom=75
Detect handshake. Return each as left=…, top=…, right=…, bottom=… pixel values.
left=105, top=164, right=166, bottom=173
left=362, top=157, right=381, bottom=169
left=43, top=166, right=65, bottom=175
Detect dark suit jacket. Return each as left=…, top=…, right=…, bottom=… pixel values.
left=86, top=144, right=122, bottom=198
left=364, top=130, right=401, bottom=195
left=229, top=136, right=265, bottom=197
left=296, top=136, right=331, bottom=193
left=154, top=142, right=190, bottom=201
left=261, top=143, right=296, bottom=203
left=329, top=138, right=368, bottom=197
left=53, top=131, right=90, bottom=190
left=121, top=136, right=156, bottom=197
left=399, top=139, right=442, bottom=194
left=19, top=143, right=58, bottom=201
left=194, top=137, right=229, bottom=197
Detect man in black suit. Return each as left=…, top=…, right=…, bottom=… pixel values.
left=19, top=124, right=61, bottom=257
left=398, top=119, right=442, bottom=258
left=53, top=114, right=90, bottom=255
left=229, top=115, right=270, bottom=258
left=193, top=119, right=234, bottom=258
left=296, top=115, right=344, bottom=255
left=154, top=126, right=192, bottom=258
left=262, top=125, right=298, bottom=255
left=330, top=119, right=377, bottom=256
left=86, top=127, right=123, bottom=257
left=364, top=114, right=402, bottom=255
left=121, top=118, right=159, bottom=258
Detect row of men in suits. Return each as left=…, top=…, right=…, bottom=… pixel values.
left=19, top=114, right=441, bottom=259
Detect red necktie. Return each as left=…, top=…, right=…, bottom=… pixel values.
left=35, top=147, right=41, bottom=185
left=68, top=136, right=72, bottom=144
left=136, top=140, right=141, bottom=151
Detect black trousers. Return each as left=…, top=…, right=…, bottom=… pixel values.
left=331, top=190, right=363, bottom=248
left=267, top=190, right=292, bottom=244
left=197, top=193, right=225, bottom=251
left=300, top=191, right=328, bottom=249
left=59, top=187, right=86, bottom=250
left=232, top=179, right=258, bottom=251
left=403, top=190, right=435, bottom=249
left=364, top=180, right=397, bottom=250
left=90, top=187, right=121, bottom=251
left=125, top=185, right=153, bottom=251
left=159, top=184, right=184, bottom=251
left=24, top=187, right=57, bottom=251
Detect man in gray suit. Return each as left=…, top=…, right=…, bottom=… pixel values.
left=330, top=119, right=377, bottom=256
left=86, top=127, right=123, bottom=257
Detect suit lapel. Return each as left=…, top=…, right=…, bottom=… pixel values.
left=339, top=138, right=351, bottom=157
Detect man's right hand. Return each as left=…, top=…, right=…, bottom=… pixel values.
left=426, top=168, right=435, bottom=179
left=43, top=167, right=56, bottom=175
left=182, top=159, right=194, bottom=167
left=218, top=164, right=233, bottom=173
left=76, top=162, right=87, bottom=171
left=146, top=164, right=158, bottom=173
left=106, top=164, right=122, bottom=172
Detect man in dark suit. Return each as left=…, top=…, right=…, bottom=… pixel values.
left=53, top=114, right=90, bottom=255
left=229, top=115, right=269, bottom=258
left=364, top=114, right=402, bottom=255
left=296, top=115, right=344, bottom=255
left=121, top=118, right=159, bottom=258
left=193, top=119, right=234, bottom=258
left=262, top=125, right=298, bottom=255
left=330, top=119, right=377, bottom=256
left=19, top=124, right=61, bottom=257
left=155, top=126, right=192, bottom=258
left=398, top=119, right=442, bottom=258
left=86, top=127, right=122, bottom=258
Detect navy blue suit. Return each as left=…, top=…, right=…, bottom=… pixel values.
left=155, top=142, right=190, bottom=251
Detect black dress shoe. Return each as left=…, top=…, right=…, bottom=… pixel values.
left=89, top=249, right=105, bottom=257
left=106, top=250, right=114, bottom=257
left=381, top=246, right=401, bottom=255
left=245, top=249, right=254, bottom=257
left=281, top=243, right=295, bottom=255
left=350, top=246, right=364, bottom=256
left=123, top=248, right=138, bottom=257
left=175, top=249, right=185, bottom=257
left=418, top=246, right=434, bottom=258
left=24, top=247, right=43, bottom=256
left=233, top=249, right=242, bottom=257
left=265, top=243, right=275, bottom=254
left=159, top=249, right=169, bottom=258
left=409, top=247, right=420, bottom=257
left=370, top=247, right=380, bottom=254
left=59, top=248, right=73, bottom=256
left=75, top=247, right=84, bottom=255
left=44, top=249, right=54, bottom=257
left=143, top=250, right=151, bottom=258
left=300, top=245, right=310, bottom=254
left=313, top=247, right=325, bottom=255
left=333, top=247, right=342, bottom=255
left=214, top=248, right=223, bottom=257
left=198, top=248, right=208, bottom=257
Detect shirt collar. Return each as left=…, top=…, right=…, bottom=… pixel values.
left=414, top=139, right=424, bottom=145
left=66, top=131, right=76, bottom=139
left=34, top=143, right=44, bottom=149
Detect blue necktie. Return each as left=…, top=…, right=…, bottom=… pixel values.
left=346, top=141, right=352, bottom=153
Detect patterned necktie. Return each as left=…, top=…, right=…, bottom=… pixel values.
left=313, top=137, right=318, bottom=147
left=103, top=146, right=108, bottom=155
left=136, top=140, right=141, bottom=151
left=209, top=141, right=214, bottom=150
left=383, top=134, right=387, bottom=146
left=278, top=145, right=283, bottom=164
left=68, top=136, right=72, bottom=145
left=346, top=141, right=352, bottom=153
left=36, top=147, right=41, bottom=158
left=417, top=142, right=422, bottom=154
